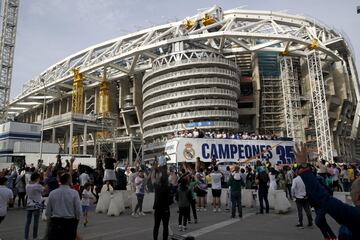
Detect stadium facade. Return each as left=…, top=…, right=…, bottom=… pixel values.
left=7, top=6, right=360, bottom=163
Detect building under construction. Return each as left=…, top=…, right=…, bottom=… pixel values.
left=6, top=6, right=360, bottom=163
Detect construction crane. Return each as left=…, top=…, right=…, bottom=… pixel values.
left=0, top=0, right=20, bottom=123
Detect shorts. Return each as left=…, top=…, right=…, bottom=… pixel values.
left=212, top=189, right=222, bottom=197
left=81, top=205, right=89, bottom=213
left=0, top=215, right=5, bottom=224
left=103, top=169, right=116, bottom=182
left=196, top=189, right=207, bottom=197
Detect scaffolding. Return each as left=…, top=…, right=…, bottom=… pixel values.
left=307, top=50, right=333, bottom=162
left=0, top=0, right=20, bottom=122
left=280, top=56, right=304, bottom=142
left=258, top=52, right=284, bottom=135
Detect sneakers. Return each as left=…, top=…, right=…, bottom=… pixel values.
left=131, top=212, right=138, bottom=217
left=202, top=208, right=207, bottom=212
left=139, top=212, right=146, bottom=216
left=83, top=219, right=88, bottom=227
left=296, top=224, right=304, bottom=229
left=213, top=208, right=217, bottom=212
left=182, top=226, right=187, bottom=231
left=178, top=225, right=183, bottom=231
left=196, top=208, right=200, bottom=212
left=217, top=208, right=221, bottom=212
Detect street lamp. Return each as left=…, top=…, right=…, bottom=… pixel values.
left=39, top=78, right=46, bottom=161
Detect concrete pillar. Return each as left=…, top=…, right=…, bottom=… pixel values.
left=59, top=100, right=62, bottom=114
left=84, top=93, right=87, bottom=115
left=66, top=97, right=70, bottom=113
left=52, top=102, right=55, bottom=116
left=69, top=123, right=73, bottom=155
left=93, top=132, right=97, bottom=157
left=83, top=124, right=87, bottom=155
left=52, top=128, right=56, bottom=144
left=129, top=140, right=133, bottom=166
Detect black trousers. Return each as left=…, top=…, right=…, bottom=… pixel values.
left=18, top=192, right=26, bottom=207
left=48, top=217, right=78, bottom=240
left=295, top=198, right=313, bottom=225
left=258, top=187, right=269, bottom=213
left=153, top=208, right=170, bottom=240
left=231, top=191, right=242, bottom=217
left=187, top=198, right=197, bottom=222
left=315, top=208, right=336, bottom=238
left=178, top=206, right=190, bottom=226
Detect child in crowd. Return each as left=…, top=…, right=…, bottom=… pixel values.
left=81, top=183, right=95, bottom=226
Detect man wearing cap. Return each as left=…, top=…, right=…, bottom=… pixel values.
left=228, top=166, right=245, bottom=218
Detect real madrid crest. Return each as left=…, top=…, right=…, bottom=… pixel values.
left=183, top=143, right=195, bottom=160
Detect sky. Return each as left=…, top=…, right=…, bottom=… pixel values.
left=10, top=0, right=360, bottom=99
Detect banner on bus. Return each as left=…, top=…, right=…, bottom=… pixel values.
left=165, top=138, right=295, bottom=165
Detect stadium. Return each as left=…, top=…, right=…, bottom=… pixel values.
left=7, top=6, right=360, bottom=163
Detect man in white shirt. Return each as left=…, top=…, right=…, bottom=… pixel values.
left=291, top=174, right=313, bottom=228
left=0, top=176, right=13, bottom=225
left=210, top=166, right=223, bottom=212
left=46, top=173, right=81, bottom=240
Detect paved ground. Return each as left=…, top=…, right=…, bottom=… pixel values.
left=0, top=203, right=339, bottom=240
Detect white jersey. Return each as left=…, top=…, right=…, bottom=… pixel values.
left=0, top=186, right=13, bottom=216
left=210, top=172, right=222, bottom=190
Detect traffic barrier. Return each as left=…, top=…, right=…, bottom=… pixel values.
left=131, top=192, right=155, bottom=213
left=273, top=190, right=291, bottom=213
left=333, top=191, right=353, bottom=205
left=122, top=190, right=132, bottom=208
left=268, top=190, right=276, bottom=209
left=95, top=186, right=112, bottom=213
left=242, top=189, right=257, bottom=208
left=107, top=191, right=125, bottom=216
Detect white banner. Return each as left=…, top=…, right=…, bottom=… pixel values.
left=165, top=138, right=295, bottom=165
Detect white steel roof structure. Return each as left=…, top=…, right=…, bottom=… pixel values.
left=7, top=6, right=359, bottom=161
left=9, top=6, right=348, bottom=108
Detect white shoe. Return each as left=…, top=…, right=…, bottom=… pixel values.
left=202, top=208, right=207, bottom=212
left=217, top=208, right=221, bottom=212
left=139, top=212, right=146, bottom=216
left=131, top=212, right=138, bottom=217
left=213, top=208, right=217, bottom=212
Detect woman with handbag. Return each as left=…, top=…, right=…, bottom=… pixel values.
left=24, top=172, right=45, bottom=240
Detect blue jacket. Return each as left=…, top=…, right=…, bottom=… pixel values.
left=300, top=171, right=360, bottom=239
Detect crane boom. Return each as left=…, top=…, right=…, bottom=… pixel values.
left=0, top=0, right=20, bottom=122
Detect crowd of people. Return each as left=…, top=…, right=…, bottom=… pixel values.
left=0, top=149, right=359, bottom=240
left=172, top=128, right=292, bottom=141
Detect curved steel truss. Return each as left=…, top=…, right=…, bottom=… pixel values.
left=9, top=6, right=347, bottom=112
